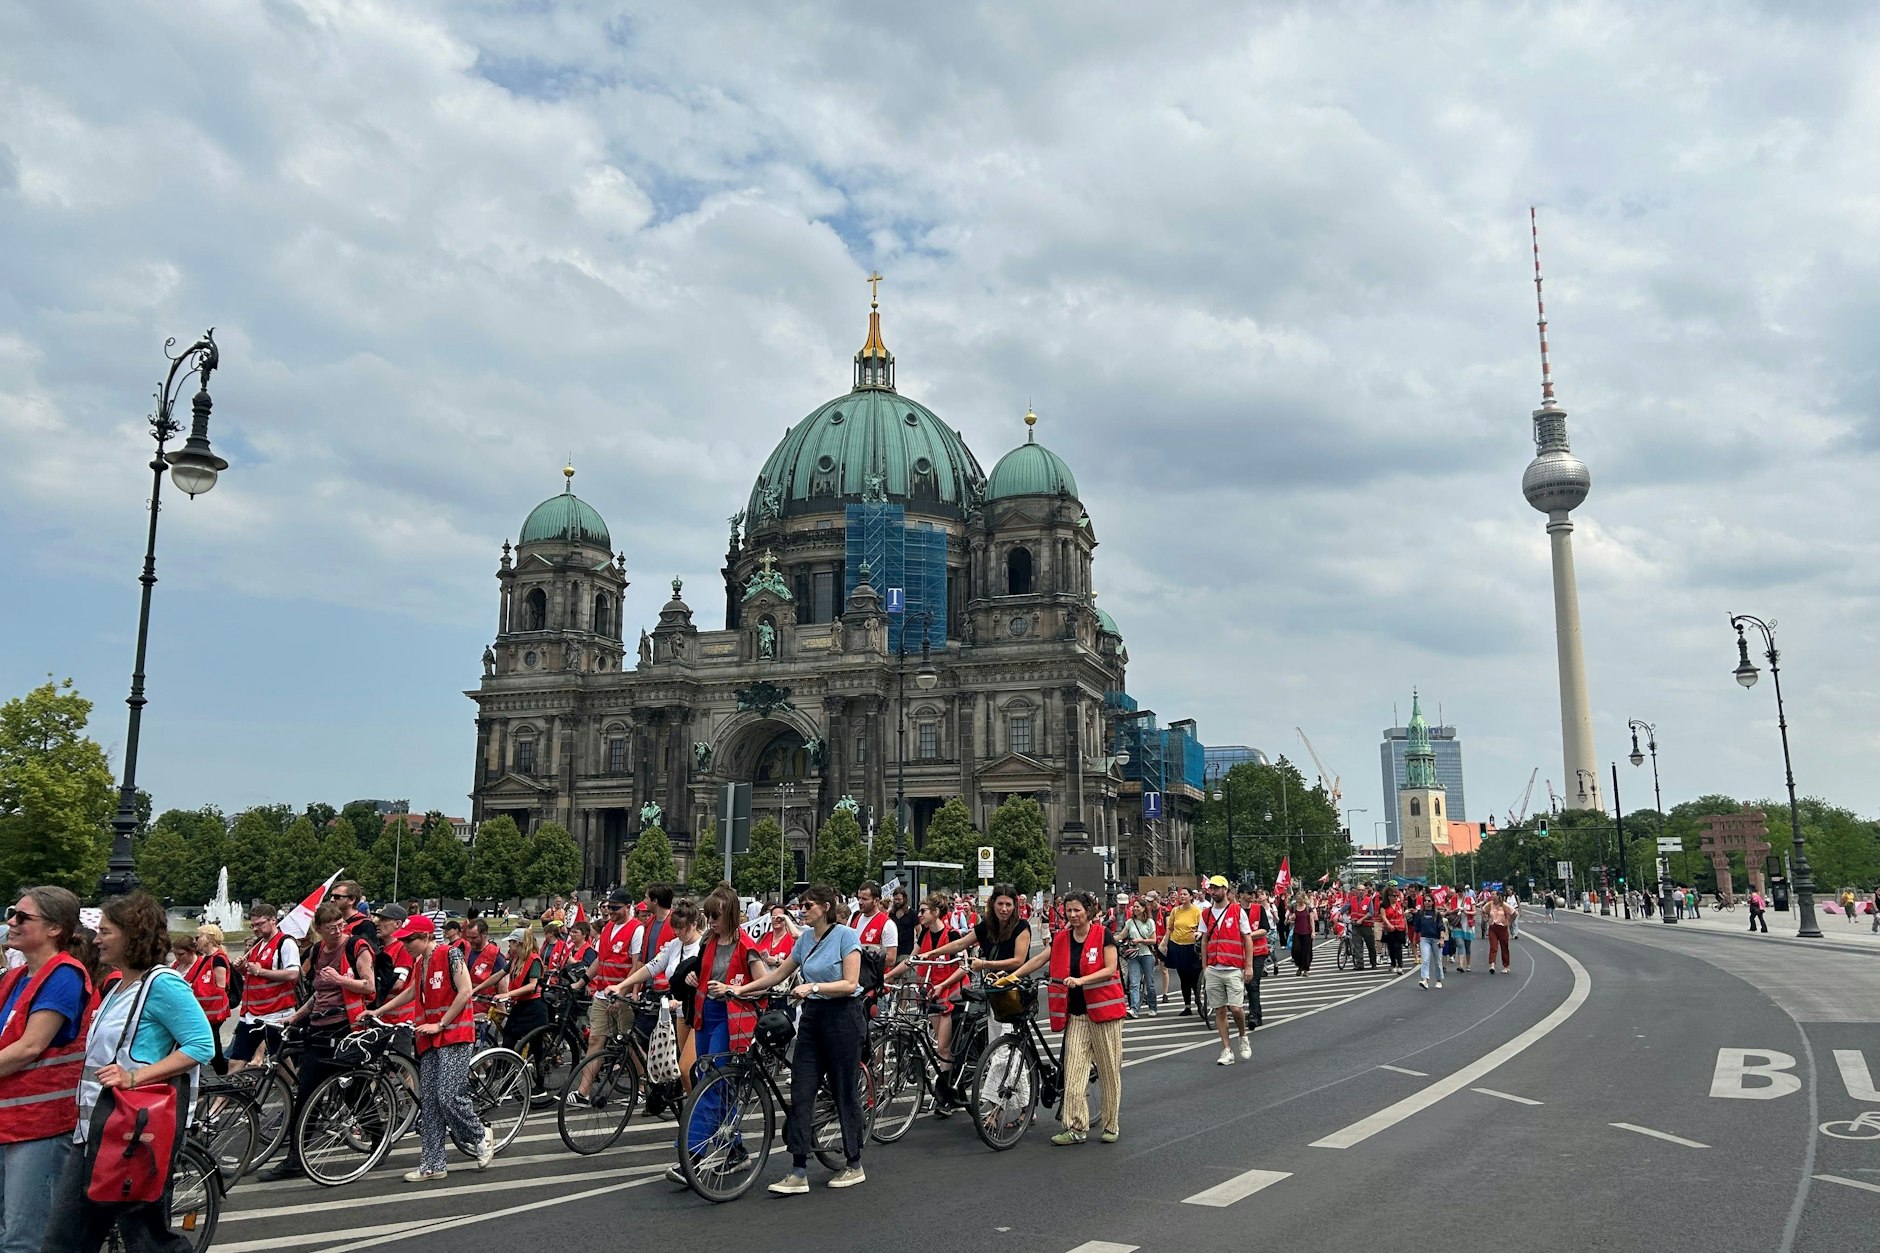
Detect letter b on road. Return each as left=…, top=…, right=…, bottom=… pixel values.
left=1710, top=1049, right=1801, bottom=1100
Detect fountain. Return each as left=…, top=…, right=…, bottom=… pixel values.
left=201, top=866, right=245, bottom=934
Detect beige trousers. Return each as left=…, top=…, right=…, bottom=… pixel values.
left=1059, top=1014, right=1123, bottom=1134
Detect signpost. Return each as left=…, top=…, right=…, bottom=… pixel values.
left=1143, top=792, right=1163, bottom=821
left=1656, top=836, right=1680, bottom=853
left=884, top=587, right=905, bottom=615
left=1556, top=860, right=1572, bottom=882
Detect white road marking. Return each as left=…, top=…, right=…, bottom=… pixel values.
left=1471, top=1087, right=1543, bottom=1106
left=1611, top=1121, right=1709, bottom=1148
left=1065, top=1244, right=1139, bottom=1253
left=1711, top=1048, right=1801, bottom=1099
left=1181, top=1167, right=1293, bottom=1206
left=1310, top=933, right=1588, bottom=1149
left=1814, top=1173, right=1880, bottom=1195
left=1378, top=1065, right=1427, bottom=1076
left=217, top=1218, right=438, bottom=1253
left=221, top=1162, right=666, bottom=1222
left=1832, top=1049, right=1880, bottom=1102
left=339, top=1173, right=664, bottom=1251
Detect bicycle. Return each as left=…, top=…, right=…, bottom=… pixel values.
left=194, top=1073, right=262, bottom=1182
left=1335, top=929, right=1364, bottom=971
left=675, top=995, right=875, bottom=1202
left=869, top=960, right=994, bottom=1143
left=101, top=1135, right=222, bottom=1253
left=290, top=1023, right=410, bottom=1186
left=555, top=992, right=674, bottom=1154
left=509, top=965, right=591, bottom=1106
left=971, top=975, right=1090, bottom=1151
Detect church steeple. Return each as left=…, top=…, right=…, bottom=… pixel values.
left=853, top=270, right=896, bottom=391
left=1403, top=689, right=1438, bottom=789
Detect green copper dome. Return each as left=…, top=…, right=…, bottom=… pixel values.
left=1095, top=607, right=1122, bottom=639
left=747, top=388, right=985, bottom=522
left=520, top=478, right=611, bottom=549
left=987, top=413, right=1078, bottom=500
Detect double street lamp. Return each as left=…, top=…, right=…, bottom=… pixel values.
left=100, top=330, right=231, bottom=900
left=892, top=608, right=937, bottom=887
left=1627, top=719, right=1675, bottom=923
left=1730, top=613, right=1820, bottom=938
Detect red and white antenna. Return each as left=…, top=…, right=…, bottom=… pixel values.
left=1531, top=206, right=1555, bottom=406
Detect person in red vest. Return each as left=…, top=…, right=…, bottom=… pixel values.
left=185, top=923, right=234, bottom=1074
left=1007, top=890, right=1125, bottom=1144
left=262, top=902, right=375, bottom=1181
left=1196, top=875, right=1255, bottom=1065
left=541, top=919, right=568, bottom=972
left=370, top=916, right=494, bottom=1181
left=371, top=906, right=419, bottom=1027
left=228, top=902, right=299, bottom=1073
left=0, top=886, right=94, bottom=1247
left=570, top=888, right=639, bottom=1102
left=1350, top=881, right=1381, bottom=970
left=462, top=917, right=508, bottom=1020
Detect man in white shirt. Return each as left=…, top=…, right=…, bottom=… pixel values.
left=1195, top=875, right=1255, bottom=1065
left=228, top=901, right=300, bottom=1071
left=851, top=880, right=899, bottom=967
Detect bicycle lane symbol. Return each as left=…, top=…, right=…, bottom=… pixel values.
left=1819, top=1110, right=1880, bottom=1140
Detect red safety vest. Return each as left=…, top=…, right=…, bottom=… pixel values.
left=914, top=927, right=961, bottom=999
left=467, top=941, right=504, bottom=1010
left=543, top=939, right=568, bottom=972
left=591, top=920, right=637, bottom=986
left=379, top=940, right=417, bottom=1025
left=694, top=931, right=759, bottom=1054
left=186, top=953, right=231, bottom=1024
left=854, top=910, right=891, bottom=948
left=415, top=946, right=474, bottom=1053
left=1246, top=902, right=1271, bottom=958
left=309, top=937, right=373, bottom=1027
left=637, top=915, right=671, bottom=991
left=1203, top=903, right=1250, bottom=968
left=510, top=955, right=545, bottom=1003
left=89, top=968, right=123, bottom=1014
left=1046, top=925, right=1126, bottom=1031
left=1353, top=893, right=1378, bottom=924
left=0, top=954, right=94, bottom=1143
left=241, top=931, right=298, bottom=1018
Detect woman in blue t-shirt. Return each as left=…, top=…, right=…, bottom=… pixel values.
left=729, top=884, right=866, bottom=1194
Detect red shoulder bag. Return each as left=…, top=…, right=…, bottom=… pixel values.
left=86, top=973, right=185, bottom=1205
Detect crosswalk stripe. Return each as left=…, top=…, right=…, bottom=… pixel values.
left=223, top=1162, right=665, bottom=1222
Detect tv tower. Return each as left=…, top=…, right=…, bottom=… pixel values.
left=1521, top=208, right=1601, bottom=813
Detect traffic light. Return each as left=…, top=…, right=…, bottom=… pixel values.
left=1536, top=816, right=1549, bottom=838
left=1618, top=876, right=1626, bottom=886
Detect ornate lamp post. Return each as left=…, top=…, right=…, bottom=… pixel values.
left=1729, top=614, right=1820, bottom=938
left=1210, top=773, right=1236, bottom=885
left=100, top=330, right=230, bottom=900
left=893, top=609, right=936, bottom=888
left=1628, top=718, right=1673, bottom=923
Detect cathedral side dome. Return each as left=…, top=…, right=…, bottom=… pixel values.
left=519, top=467, right=612, bottom=548
left=986, top=409, right=1079, bottom=500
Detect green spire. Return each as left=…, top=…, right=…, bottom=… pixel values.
left=1403, top=689, right=1439, bottom=789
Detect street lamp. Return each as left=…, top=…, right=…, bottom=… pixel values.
left=100, top=330, right=230, bottom=900
left=1210, top=773, right=1237, bottom=885
left=1627, top=718, right=1674, bottom=922
left=1729, top=613, right=1820, bottom=938
left=1573, top=768, right=1598, bottom=811
left=893, top=608, right=935, bottom=888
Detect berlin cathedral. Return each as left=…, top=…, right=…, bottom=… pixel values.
left=467, top=291, right=1199, bottom=891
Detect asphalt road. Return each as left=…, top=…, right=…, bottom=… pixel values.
left=215, top=921, right=1880, bottom=1253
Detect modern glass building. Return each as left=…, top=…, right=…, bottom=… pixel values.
left=1379, top=722, right=1466, bottom=844
left=1204, top=745, right=1269, bottom=777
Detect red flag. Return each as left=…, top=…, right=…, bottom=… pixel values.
left=1273, top=857, right=1292, bottom=897
left=1317, top=872, right=1331, bottom=885
left=280, top=868, right=343, bottom=940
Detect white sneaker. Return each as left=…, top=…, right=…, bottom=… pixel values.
left=1236, top=1037, right=1251, bottom=1061
left=827, top=1166, right=866, bottom=1188
left=477, top=1128, right=495, bottom=1169
left=1418, top=979, right=1428, bottom=989
left=1216, top=1048, right=1235, bottom=1066
left=404, top=1167, right=446, bottom=1182
left=1435, top=981, right=1443, bottom=989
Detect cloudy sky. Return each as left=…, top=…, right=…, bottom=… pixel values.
left=3, top=0, right=1876, bottom=833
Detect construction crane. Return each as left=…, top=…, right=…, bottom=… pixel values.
left=1294, top=727, right=1342, bottom=806
left=1505, top=767, right=1539, bottom=826
left=1545, top=779, right=1561, bottom=815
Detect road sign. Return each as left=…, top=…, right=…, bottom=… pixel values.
left=977, top=845, right=995, bottom=879
left=1143, top=792, right=1163, bottom=820
left=1656, top=837, right=1680, bottom=853
left=1556, top=860, right=1572, bottom=881
left=884, top=587, right=905, bottom=614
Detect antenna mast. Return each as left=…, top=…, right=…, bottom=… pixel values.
left=1531, top=206, right=1555, bottom=406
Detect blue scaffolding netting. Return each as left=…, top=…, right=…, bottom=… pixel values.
left=845, top=503, right=945, bottom=651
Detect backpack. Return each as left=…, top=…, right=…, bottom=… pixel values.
left=371, top=947, right=401, bottom=1004
left=857, top=946, right=887, bottom=993
left=221, top=952, right=244, bottom=1011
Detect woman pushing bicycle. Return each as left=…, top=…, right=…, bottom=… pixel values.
left=1004, top=890, right=1125, bottom=1145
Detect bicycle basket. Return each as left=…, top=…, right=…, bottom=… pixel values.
left=334, top=1025, right=389, bottom=1067
left=755, top=1006, right=795, bottom=1050
left=986, top=980, right=1036, bottom=1023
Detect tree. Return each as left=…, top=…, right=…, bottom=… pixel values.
left=134, top=827, right=195, bottom=903
left=0, top=679, right=114, bottom=897
left=522, top=822, right=583, bottom=898
left=809, top=810, right=868, bottom=894
left=145, top=806, right=227, bottom=904
left=690, top=824, right=724, bottom=889
left=320, top=822, right=363, bottom=892
left=339, top=802, right=384, bottom=853
left=267, top=817, right=328, bottom=907
left=919, top=799, right=979, bottom=890
left=304, top=802, right=339, bottom=835
left=225, top=804, right=294, bottom=904
left=620, top=826, right=677, bottom=900
left=463, top=816, right=527, bottom=906
left=413, top=825, right=469, bottom=901
left=986, top=797, right=1053, bottom=896
left=735, top=818, right=786, bottom=899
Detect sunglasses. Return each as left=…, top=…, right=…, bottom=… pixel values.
left=8, top=909, right=41, bottom=925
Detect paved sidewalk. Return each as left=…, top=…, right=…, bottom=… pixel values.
left=1557, top=898, right=1880, bottom=952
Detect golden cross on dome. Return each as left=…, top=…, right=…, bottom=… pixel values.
left=866, top=270, right=884, bottom=306
left=759, top=549, right=778, bottom=575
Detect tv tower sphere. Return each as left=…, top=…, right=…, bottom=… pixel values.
left=1522, top=405, right=1591, bottom=515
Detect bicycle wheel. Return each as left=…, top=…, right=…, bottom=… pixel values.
left=517, top=1024, right=583, bottom=1107
left=195, top=1082, right=260, bottom=1181
left=1336, top=940, right=1352, bottom=971
left=869, top=1031, right=926, bottom=1144
left=811, top=1056, right=873, bottom=1169
left=557, top=1046, right=639, bottom=1154
left=295, top=1068, right=399, bottom=1186
left=242, top=1068, right=294, bottom=1174
left=171, top=1140, right=222, bottom=1252
left=386, top=1051, right=421, bottom=1141
left=678, top=1063, right=772, bottom=1203
left=971, top=1036, right=1038, bottom=1151
left=467, top=1046, right=532, bottom=1154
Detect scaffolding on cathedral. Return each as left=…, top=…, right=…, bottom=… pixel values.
left=846, top=502, right=946, bottom=652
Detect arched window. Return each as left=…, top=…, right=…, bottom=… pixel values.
left=1007, top=547, right=1034, bottom=595
left=523, top=588, right=547, bottom=631
left=1409, top=797, right=1421, bottom=817
left=593, top=593, right=612, bottom=638
left=1434, top=797, right=1443, bottom=816
left=515, top=733, right=537, bottom=776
